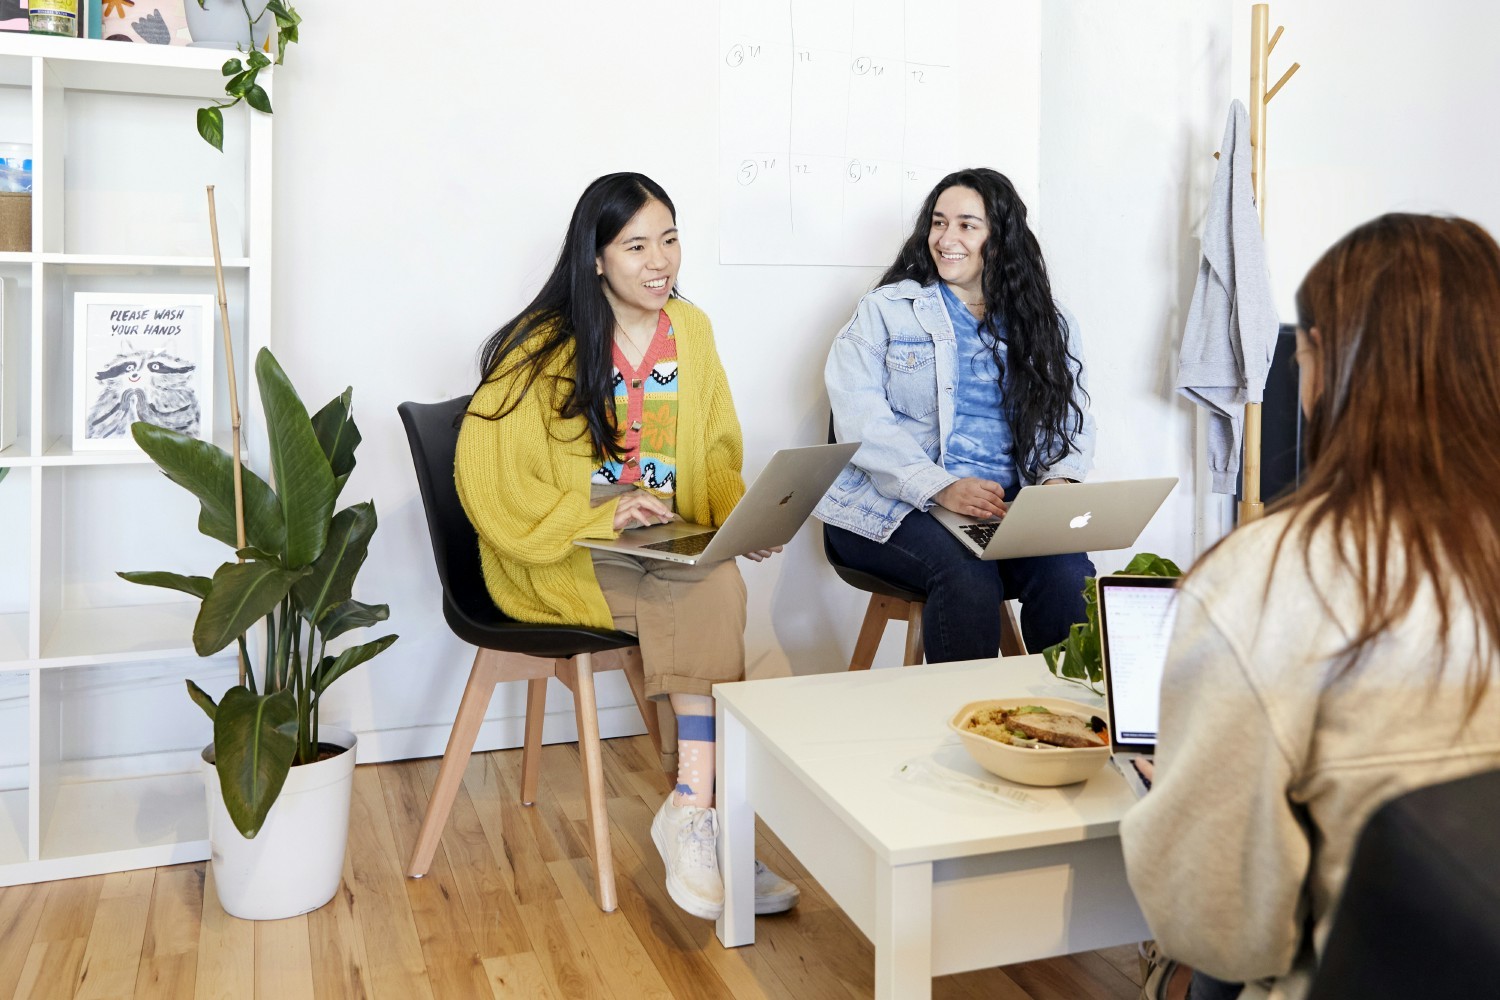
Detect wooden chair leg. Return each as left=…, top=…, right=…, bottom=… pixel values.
left=407, top=649, right=500, bottom=878
left=903, top=599, right=925, bottom=666
left=656, top=701, right=678, bottom=777
left=849, top=594, right=893, bottom=670
left=616, top=646, right=663, bottom=760
left=520, top=675, right=548, bottom=806
left=999, top=600, right=1028, bottom=657
left=566, top=652, right=617, bottom=912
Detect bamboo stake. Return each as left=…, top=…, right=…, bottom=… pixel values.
left=207, top=184, right=248, bottom=686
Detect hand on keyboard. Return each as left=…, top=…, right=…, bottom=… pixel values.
left=613, top=492, right=674, bottom=531
left=1134, top=759, right=1155, bottom=788
left=934, top=477, right=1008, bottom=518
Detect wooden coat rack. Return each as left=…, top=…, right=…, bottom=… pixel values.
left=1240, top=3, right=1300, bottom=522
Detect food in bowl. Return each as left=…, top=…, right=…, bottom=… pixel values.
left=949, top=698, right=1112, bottom=787
left=962, top=704, right=1108, bottom=749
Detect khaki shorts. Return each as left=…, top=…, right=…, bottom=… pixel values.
left=587, top=483, right=746, bottom=699
left=590, top=548, right=747, bottom=700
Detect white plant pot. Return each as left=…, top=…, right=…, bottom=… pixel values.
left=182, top=1, right=272, bottom=49
left=201, top=726, right=357, bottom=921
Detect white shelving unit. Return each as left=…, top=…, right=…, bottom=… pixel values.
left=0, top=32, right=271, bottom=886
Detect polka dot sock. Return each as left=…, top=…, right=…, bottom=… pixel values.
left=672, top=713, right=715, bottom=809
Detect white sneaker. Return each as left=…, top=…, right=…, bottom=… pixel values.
left=651, top=798, right=724, bottom=920
left=753, top=859, right=800, bottom=914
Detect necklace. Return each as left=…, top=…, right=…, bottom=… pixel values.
left=614, top=321, right=654, bottom=360
left=942, top=280, right=984, bottom=307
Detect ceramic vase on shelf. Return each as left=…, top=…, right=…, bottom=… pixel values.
left=182, top=1, right=271, bottom=49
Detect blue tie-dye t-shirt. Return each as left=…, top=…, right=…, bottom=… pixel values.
left=939, top=282, right=1019, bottom=497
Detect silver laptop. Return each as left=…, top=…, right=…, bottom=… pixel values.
left=931, top=477, right=1177, bottom=560
left=1098, top=574, right=1179, bottom=799
left=575, top=442, right=859, bottom=565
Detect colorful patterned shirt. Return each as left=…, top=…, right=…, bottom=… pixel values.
left=592, top=310, right=679, bottom=496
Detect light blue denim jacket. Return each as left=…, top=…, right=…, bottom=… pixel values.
left=814, top=279, right=1096, bottom=542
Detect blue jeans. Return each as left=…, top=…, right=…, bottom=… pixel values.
left=825, top=511, right=1094, bottom=662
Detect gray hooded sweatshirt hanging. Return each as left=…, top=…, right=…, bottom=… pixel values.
left=1176, top=99, right=1279, bottom=494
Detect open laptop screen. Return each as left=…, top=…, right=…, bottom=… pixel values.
left=1098, top=575, right=1179, bottom=753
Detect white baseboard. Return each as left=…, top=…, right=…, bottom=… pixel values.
left=351, top=704, right=651, bottom=765
left=0, top=706, right=653, bottom=788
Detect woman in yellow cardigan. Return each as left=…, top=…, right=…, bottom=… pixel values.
left=455, top=172, right=797, bottom=922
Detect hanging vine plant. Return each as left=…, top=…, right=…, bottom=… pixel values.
left=195, top=1, right=303, bottom=151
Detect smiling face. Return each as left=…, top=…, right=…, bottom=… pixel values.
left=595, top=198, right=680, bottom=324
left=927, top=185, right=990, bottom=302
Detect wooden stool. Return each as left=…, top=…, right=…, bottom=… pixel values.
left=847, top=593, right=1027, bottom=669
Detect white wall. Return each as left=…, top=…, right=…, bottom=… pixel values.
left=268, top=0, right=1043, bottom=757
left=1038, top=1, right=1234, bottom=569
left=1231, top=0, right=1500, bottom=318
left=96, top=0, right=1481, bottom=766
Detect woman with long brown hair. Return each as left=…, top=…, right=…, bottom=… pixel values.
left=1121, top=213, right=1500, bottom=1000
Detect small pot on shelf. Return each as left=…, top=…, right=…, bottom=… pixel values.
left=183, top=1, right=271, bottom=49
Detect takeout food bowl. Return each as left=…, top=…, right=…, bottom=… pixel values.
left=949, top=697, right=1111, bottom=787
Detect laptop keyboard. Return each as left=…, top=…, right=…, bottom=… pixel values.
left=640, top=532, right=716, bottom=556
left=959, top=521, right=1002, bottom=548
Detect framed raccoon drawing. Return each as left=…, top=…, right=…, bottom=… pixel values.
left=72, top=291, right=215, bottom=451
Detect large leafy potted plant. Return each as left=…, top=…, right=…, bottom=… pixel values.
left=1041, top=552, right=1181, bottom=696
left=120, top=347, right=396, bottom=919
left=187, top=1, right=303, bottom=151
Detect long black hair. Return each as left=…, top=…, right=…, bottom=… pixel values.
left=880, top=167, right=1086, bottom=478
left=470, top=172, right=677, bottom=463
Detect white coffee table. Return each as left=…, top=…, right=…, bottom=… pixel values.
left=714, top=655, right=1149, bottom=1000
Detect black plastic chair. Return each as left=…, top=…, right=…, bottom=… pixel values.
left=822, top=415, right=1025, bottom=668
left=1305, top=767, right=1500, bottom=999
left=398, top=396, right=658, bottom=913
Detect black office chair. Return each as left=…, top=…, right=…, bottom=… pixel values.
left=1305, top=767, right=1500, bottom=999
left=821, top=416, right=1025, bottom=668
left=398, top=396, right=661, bottom=913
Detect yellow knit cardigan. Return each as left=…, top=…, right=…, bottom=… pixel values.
left=455, top=298, right=745, bottom=628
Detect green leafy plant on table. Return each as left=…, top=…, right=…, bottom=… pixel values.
left=195, top=1, right=303, bottom=151
left=1041, top=552, right=1182, bottom=697
left=120, top=347, right=397, bottom=838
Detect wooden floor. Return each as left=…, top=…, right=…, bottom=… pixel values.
left=0, top=735, right=1146, bottom=999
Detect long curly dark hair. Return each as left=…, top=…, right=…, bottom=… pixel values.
left=879, top=167, right=1086, bottom=478
left=469, top=172, right=677, bottom=463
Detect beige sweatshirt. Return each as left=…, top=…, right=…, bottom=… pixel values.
left=1120, top=511, right=1500, bottom=1000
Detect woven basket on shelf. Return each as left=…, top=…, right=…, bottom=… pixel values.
left=0, top=192, right=29, bottom=252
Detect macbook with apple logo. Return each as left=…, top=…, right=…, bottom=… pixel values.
left=930, top=477, right=1178, bottom=560
left=575, top=442, right=859, bottom=565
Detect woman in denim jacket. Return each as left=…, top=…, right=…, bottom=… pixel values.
left=814, top=167, right=1096, bottom=660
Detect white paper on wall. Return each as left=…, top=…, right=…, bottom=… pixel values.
left=719, top=0, right=972, bottom=266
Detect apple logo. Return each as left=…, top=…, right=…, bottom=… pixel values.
left=778, top=492, right=795, bottom=506
left=1069, top=511, right=1092, bottom=529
